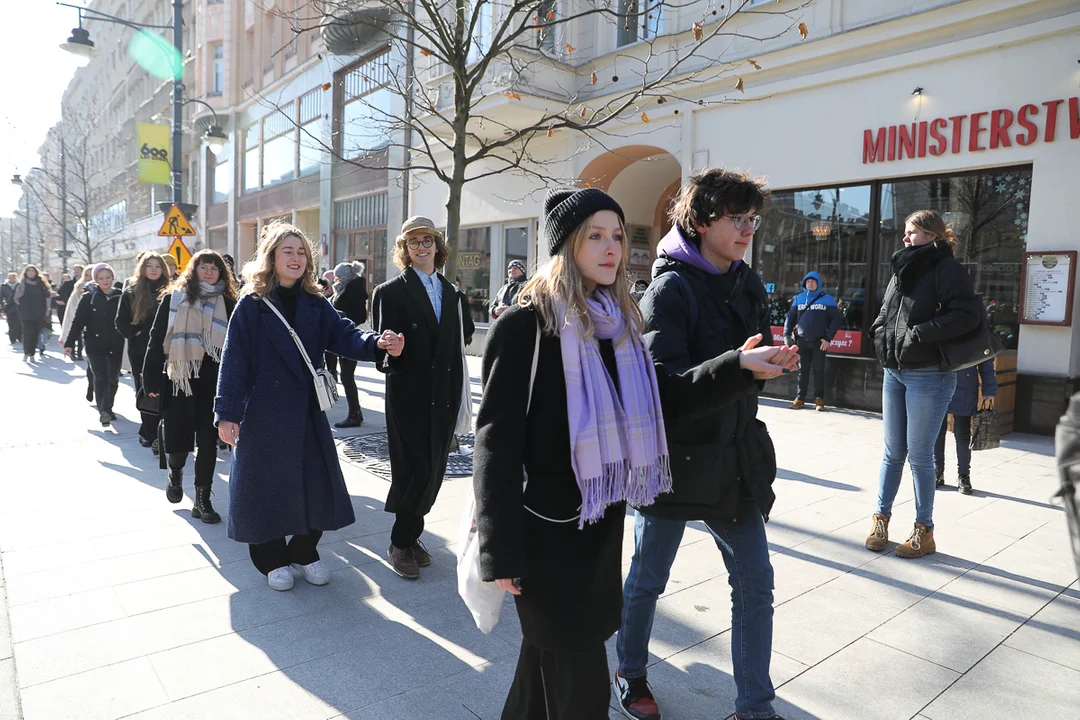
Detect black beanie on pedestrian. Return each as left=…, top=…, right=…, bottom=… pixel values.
left=543, top=188, right=626, bottom=256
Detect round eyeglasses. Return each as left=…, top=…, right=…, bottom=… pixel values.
left=407, top=237, right=436, bottom=251
left=723, top=214, right=762, bottom=232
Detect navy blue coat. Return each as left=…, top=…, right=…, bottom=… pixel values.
left=948, top=359, right=998, bottom=417
left=215, top=288, right=384, bottom=544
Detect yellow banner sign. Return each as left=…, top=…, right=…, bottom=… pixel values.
left=137, top=123, right=171, bottom=184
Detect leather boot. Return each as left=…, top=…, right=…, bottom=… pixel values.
left=191, top=485, right=221, bottom=524
left=865, top=513, right=890, bottom=551
left=895, top=523, right=936, bottom=559
left=166, top=468, right=184, bottom=503
left=334, top=412, right=363, bottom=429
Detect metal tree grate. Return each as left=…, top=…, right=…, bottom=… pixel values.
left=338, top=433, right=475, bottom=479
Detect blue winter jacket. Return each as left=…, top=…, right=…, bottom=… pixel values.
left=783, top=271, right=842, bottom=342
left=948, top=359, right=998, bottom=417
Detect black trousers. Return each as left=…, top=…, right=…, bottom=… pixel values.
left=128, top=346, right=158, bottom=443
left=391, top=513, right=425, bottom=549
left=248, top=530, right=324, bottom=575
left=797, top=339, right=828, bottom=401
left=21, top=319, right=42, bottom=356
left=325, top=353, right=338, bottom=380
left=935, top=415, right=973, bottom=476
left=6, top=310, right=20, bottom=343
left=86, top=350, right=122, bottom=413
left=502, top=639, right=611, bottom=720
left=339, top=357, right=362, bottom=417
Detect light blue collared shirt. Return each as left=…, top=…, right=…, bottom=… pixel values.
left=412, top=266, right=442, bottom=323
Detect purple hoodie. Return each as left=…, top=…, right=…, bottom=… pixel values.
left=655, top=225, right=741, bottom=276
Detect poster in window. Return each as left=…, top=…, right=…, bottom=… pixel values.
left=1019, top=251, right=1076, bottom=326
left=627, top=224, right=652, bottom=272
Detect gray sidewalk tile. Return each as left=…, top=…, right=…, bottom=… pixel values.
left=18, top=657, right=168, bottom=720
left=868, top=592, right=1026, bottom=672
left=922, top=645, right=1080, bottom=719
left=0, top=598, right=8, bottom=662
left=1003, top=586, right=1080, bottom=672
left=0, top=659, right=19, bottom=720
left=772, top=586, right=901, bottom=666
left=111, top=560, right=262, bottom=616
left=769, top=550, right=851, bottom=605
left=773, top=638, right=959, bottom=720
left=0, top=539, right=102, bottom=578
left=123, top=671, right=330, bottom=720
left=941, top=564, right=1067, bottom=616
left=826, top=551, right=972, bottom=610
left=7, top=586, right=126, bottom=643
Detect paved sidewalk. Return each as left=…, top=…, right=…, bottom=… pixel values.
left=0, top=321, right=1077, bottom=720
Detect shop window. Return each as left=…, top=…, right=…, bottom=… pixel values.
left=458, top=226, right=492, bottom=324
left=212, top=154, right=230, bottom=204
left=876, top=168, right=1031, bottom=349
left=338, top=53, right=392, bottom=159
left=242, top=124, right=260, bottom=194
left=298, top=87, right=322, bottom=177
left=616, top=0, right=663, bottom=47
left=263, top=112, right=296, bottom=187
left=504, top=225, right=529, bottom=273
left=334, top=193, right=388, bottom=284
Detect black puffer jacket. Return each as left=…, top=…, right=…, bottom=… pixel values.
left=871, top=241, right=981, bottom=370
left=64, top=285, right=124, bottom=355
left=639, top=252, right=776, bottom=522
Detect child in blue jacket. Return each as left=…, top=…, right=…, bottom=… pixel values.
left=784, top=271, right=841, bottom=410
left=934, top=358, right=997, bottom=494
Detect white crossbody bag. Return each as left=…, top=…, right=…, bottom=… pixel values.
left=260, top=296, right=339, bottom=412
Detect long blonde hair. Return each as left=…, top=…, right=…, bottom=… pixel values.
left=519, top=214, right=642, bottom=342
left=242, top=222, right=322, bottom=297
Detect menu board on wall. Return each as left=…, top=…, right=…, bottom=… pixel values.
left=1019, top=251, right=1077, bottom=326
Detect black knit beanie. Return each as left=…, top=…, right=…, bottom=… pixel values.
left=543, top=188, right=626, bottom=256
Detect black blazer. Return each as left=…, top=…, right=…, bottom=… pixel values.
left=65, top=286, right=124, bottom=355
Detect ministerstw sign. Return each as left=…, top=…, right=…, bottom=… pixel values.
left=862, top=97, right=1079, bottom=164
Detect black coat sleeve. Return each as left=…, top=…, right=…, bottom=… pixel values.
left=640, top=274, right=695, bottom=376
left=115, top=290, right=136, bottom=341
left=655, top=350, right=755, bottom=422
left=333, top=279, right=368, bottom=326
left=370, top=283, right=404, bottom=374
left=913, top=259, right=981, bottom=344
left=142, top=296, right=171, bottom=396
left=460, top=291, right=475, bottom=346
left=64, top=291, right=92, bottom=350
left=473, top=307, right=536, bottom=582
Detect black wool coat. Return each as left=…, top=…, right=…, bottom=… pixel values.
left=332, top=276, right=368, bottom=326
left=639, top=256, right=777, bottom=522
left=116, top=282, right=167, bottom=380
left=474, top=305, right=755, bottom=650
left=871, top=241, right=981, bottom=370
left=371, top=269, right=474, bottom=516
left=64, top=286, right=124, bottom=355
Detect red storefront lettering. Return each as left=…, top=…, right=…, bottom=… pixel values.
left=969, top=111, right=988, bottom=152
left=1071, top=97, right=1080, bottom=140
left=862, top=128, right=886, bottom=163
left=1017, top=104, right=1039, bottom=145
left=928, top=118, right=948, bottom=156
left=1043, top=99, right=1064, bottom=142
left=949, top=115, right=966, bottom=154
left=989, top=109, right=1013, bottom=149
left=917, top=121, right=928, bottom=157
left=898, top=123, right=917, bottom=159
left=887, top=125, right=898, bottom=161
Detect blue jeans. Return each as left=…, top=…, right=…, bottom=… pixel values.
left=617, top=504, right=776, bottom=719
left=877, top=367, right=957, bottom=528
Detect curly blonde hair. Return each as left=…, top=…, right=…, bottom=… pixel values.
left=392, top=228, right=449, bottom=270
left=241, top=222, right=322, bottom=297
left=520, top=214, right=641, bottom=342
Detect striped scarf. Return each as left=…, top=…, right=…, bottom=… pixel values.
left=164, top=283, right=228, bottom=396
left=559, top=289, right=671, bottom=527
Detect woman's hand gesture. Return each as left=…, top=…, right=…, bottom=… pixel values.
left=495, top=578, right=522, bottom=596
left=218, top=421, right=240, bottom=447
left=739, top=333, right=800, bottom=380
left=377, top=330, right=405, bottom=357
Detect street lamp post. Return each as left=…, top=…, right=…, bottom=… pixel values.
left=12, top=166, right=73, bottom=274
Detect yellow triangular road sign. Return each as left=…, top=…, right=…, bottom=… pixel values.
left=158, top=204, right=195, bottom=237
left=166, top=237, right=193, bottom=272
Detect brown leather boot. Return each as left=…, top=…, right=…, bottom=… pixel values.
left=865, top=513, right=890, bottom=551
left=790, top=398, right=805, bottom=409
left=815, top=397, right=826, bottom=411
left=895, top=523, right=936, bottom=559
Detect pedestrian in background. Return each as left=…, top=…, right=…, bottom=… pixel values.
left=868, top=210, right=981, bottom=558
left=61, top=266, right=95, bottom=402
left=935, top=358, right=997, bottom=495
left=116, top=252, right=169, bottom=449
left=64, top=263, right=124, bottom=427
left=14, top=264, right=51, bottom=362
left=56, top=266, right=81, bottom=324
left=2, top=272, right=21, bottom=346
left=216, top=223, right=403, bottom=591
left=331, top=260, right=369, bottom=429
left=489, top=259, right=528, bottom=320
left=784, top=270, right=841, bottom=411
left=372, top=215, right=474, bottom=580
left=320, top=270, right=339, bottom=382
left=144, top=251, right=236, bottom=523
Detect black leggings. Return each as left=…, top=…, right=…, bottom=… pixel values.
left=86, top=351, right=122, bottom=413
left=339, top=357, right=361, bottom=416
left=21, top=319, right=42, bottom=356
left=248, top=531, right=324, bottom=575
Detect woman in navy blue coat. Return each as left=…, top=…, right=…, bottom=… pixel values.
left=934, top=359, right=997, bottom=495
left=216, top=223, right=404, bottom=592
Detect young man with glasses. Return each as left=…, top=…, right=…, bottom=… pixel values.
left=371, top=216, right=474, bottom=580
left=614, top=169, right=786, bottom=720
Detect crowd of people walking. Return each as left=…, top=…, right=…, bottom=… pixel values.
left=0, top=162, right=997, bottom=720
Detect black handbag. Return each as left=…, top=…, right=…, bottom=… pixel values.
left=934, top=266, right=1004, bottom=372
left=136, top=389, right=161, bottom=415
left=970, top=408, right=1000, bottom=451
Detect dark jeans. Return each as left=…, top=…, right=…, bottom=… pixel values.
left=935, top=415, right=972, bottom=476
left=618, top=504, right=776, bottom=719
left=339, top=357, right=362, bottom=417
left=796, top=339, right=827, bottom=401
left=6, top=310, right=20, bottom=343
left=502, top=638, right=610, bottom=720
left=391, top=513, right=425, bottom=549
left=248, top=530, right=323, bottom=575
left=86, top=350, right=122, bottom=414
left=21, top=319, right=42, bottom=356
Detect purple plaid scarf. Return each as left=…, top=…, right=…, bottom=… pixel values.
left=559, top=289, right=671, bottom=527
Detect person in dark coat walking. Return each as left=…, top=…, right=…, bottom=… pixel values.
left=371, top=215, right=474, bottom=579
left=2, top=272, right=21, bottom=346
left=475, top=188, right=797, bottom=720
left=55, top=266, right=82, bottom=325
left=616, top=169, right=787, bottom=720
left=216, top=223, right=403, bottom=592
left=143, top=250, right=237, bottom=524
left=64, top=264, right=124, bottom=425
left=489, top=259, right=527, bottom=320
left=935, top=359, right=997, bottom=495
left=116, top=253, right=169, bottom=448
left=867, top=210, right=982, bottom=559
left=331, top=260, right=369, bottom=428
left=14, top=265, right=51, bottom=362
left=784, top=269, right=842, bottom=411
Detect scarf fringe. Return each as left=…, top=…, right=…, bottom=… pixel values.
left=578, top=455, right=672, bottom=529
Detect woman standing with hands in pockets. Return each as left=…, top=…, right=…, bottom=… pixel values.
left=215, top=223, right=404, bottom=591
left=473, top=188, right=798, bottom=718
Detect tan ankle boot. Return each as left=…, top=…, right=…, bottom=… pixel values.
left=895, top=523, right=935, bottom=558
left=865, top=513, right=890, bottom=551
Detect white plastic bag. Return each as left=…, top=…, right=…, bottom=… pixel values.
left=457, top=489, right=505, bottom=634
left=455, top=300, right=473, bottom=435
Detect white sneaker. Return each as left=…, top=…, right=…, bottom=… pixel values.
left=267, top=566, right=294, bottom=591
left=290, top=560, right=330, bottom=586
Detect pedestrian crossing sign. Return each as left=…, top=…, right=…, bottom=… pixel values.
left=166, top=237, right=193, bottom=272
left=158, top=204, right=195, bottom=237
